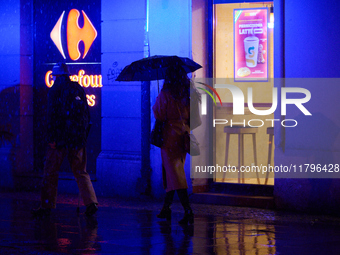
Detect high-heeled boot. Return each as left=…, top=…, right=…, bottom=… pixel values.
left=157, top=206, right=171, bottom=221
left=179, top=208, right=194, bottom=225
left=157, top=191, right=175, bottom=221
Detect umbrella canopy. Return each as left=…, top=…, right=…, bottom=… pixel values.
left=115, top=55, right=202, bottom=81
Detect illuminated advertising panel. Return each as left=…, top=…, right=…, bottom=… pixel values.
left=33, top=0, right=101, bottom=173
left=234, top=8, right=268, bottom=81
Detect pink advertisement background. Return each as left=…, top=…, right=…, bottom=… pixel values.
left=234, top=8, right=268, bottom=81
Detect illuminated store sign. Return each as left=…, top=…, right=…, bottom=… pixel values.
left=50, top=9, right=97, bottom=60
left=44, top=69, right=102, bottom=106
left=45, top=6, right=101, bottom=107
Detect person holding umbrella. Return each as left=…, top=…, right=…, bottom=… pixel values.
left=152, top=65, right=194, bottom=225
left=116, top=55, right=202, bottom=224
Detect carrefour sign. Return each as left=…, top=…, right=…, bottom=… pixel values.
left=50, top=9, right=97, bottom=61
left=36, top=4, right=102, bottom=107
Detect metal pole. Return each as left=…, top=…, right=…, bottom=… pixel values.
left=139, top=0, right=152, bottom=196
left=141, top=80, right=151, bottom=196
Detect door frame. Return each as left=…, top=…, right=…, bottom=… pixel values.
left=207, top=0, right=282, bottom=190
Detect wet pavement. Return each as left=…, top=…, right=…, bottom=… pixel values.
left=1, top=191, right=340, bottom=254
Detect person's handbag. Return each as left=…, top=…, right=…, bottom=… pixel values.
left=176, top=103, right=200, bottom=156
left=150, top=119, right=164, bottom=148
left=184, top=131, right=200, bottom=156
left=190, top=85, right=202, bottom=130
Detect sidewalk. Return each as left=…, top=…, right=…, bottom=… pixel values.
left=0, top=190, right=340, bottom=254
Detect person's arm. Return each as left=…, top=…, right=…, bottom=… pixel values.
left=152, top=91, right=167, bottom=121
left=46, top=85, right=59, bottom=148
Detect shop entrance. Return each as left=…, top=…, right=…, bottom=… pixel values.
left=213, top=1, right=274, bottom=186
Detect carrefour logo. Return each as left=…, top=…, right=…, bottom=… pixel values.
left=50, top=9, right=97, bottom=61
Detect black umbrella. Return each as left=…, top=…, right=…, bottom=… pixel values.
left=115, top=55, right=202, bottom=81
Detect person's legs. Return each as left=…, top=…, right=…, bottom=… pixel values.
left=177, top=189, right=194, bottom=224
left=177, top=189, right=190, bottom=209
left=68, top=147, right=98, bottom=215
left=33, top=148, right=65, bottom=217
left=41, top=148, right=65, bottom=209
left=164, top=190, right=175, bottom=208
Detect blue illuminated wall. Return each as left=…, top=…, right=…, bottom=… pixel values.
left=0, top=0, right=20, bottom=188
left=0, top=0, right=34, bottom=189
left=97, top=0, right=192, bottom=198
left=96, top=0, right=146, bottom=197
left=148, top=0, right=193, bottom=197
left=274, top=0, right=340, bottom=214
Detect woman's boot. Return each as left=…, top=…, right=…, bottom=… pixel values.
left=157, top=206, right=172, bottom=221
left=177, top=189, right=194, bottom=225
left=157, top=190, right=174, bottom=221
left=178, top=207, right=194, bottom=225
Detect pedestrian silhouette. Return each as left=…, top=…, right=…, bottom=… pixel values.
left=153, top=65, right=199, bottom=224
left=32, top=62, right=98, bottom=217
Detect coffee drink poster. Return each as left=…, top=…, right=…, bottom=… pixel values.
left=234, top=8, right=268, bottom=81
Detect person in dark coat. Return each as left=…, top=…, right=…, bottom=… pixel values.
left=32, top=63, right=98, bottom=217
left=152, top=65, right=193, bottom=224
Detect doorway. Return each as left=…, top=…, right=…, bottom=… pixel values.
left=213, top=2, right=274, bottom=186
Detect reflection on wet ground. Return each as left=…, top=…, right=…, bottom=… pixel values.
left=1, top=191, right=340, bottom=254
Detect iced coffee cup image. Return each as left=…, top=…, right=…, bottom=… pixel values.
left=244, top=36, right=259, bottom=68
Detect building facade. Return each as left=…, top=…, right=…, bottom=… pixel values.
left=0, top=0, right=339, bottom=214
